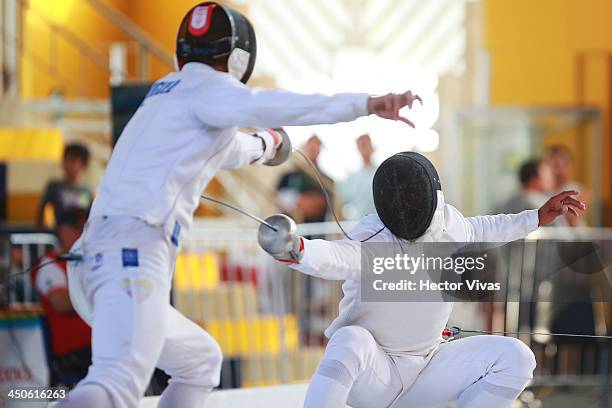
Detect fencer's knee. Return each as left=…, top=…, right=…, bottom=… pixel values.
left=172, top=335, right=223, bottom=388
left=325, top=326, right=376, bottom=373
left=190, top=339, right=223, bottom=384
left=200, top=339, right=223, bottom=382
left=329, top=326, right=376, bottom=349
left=499, top=337, right=537, bottom=377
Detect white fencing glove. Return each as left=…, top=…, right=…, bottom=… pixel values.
left=253, top=128, right=292, bottom=166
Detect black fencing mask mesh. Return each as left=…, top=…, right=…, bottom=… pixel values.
left=372, top=152, right=442, bottom=240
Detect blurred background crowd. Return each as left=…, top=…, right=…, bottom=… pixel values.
left=0, top=0, right=611, bottom=407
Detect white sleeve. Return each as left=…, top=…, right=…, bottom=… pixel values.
left=463, top=209, right=540, bottom=242
left=192, top=76, right=370, bottom=129
left=290, top=238, right=361, bottom=281
left=288, top=215, right=382, bottom=281
left=35, top=259, right=67, bottom=295
left=220, top=131, right=265, bottom=169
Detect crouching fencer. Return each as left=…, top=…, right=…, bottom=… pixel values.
left=259, top=152, right=586, bottom=408
left=58, top=2, right=425, bottom=407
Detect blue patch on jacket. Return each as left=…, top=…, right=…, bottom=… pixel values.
left=122, top=248, right=139, bottom=267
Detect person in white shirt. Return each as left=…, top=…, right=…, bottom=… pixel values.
left=340, top=134, right=378, bottom=220
left=258, top=152, right=585, bottom=408
left=59, top=3, right=423, bottom=408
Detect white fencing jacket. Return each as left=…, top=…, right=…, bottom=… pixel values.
left=291, top=191, right=539, bottom=388
left=90, top=62, right=369, bottom=235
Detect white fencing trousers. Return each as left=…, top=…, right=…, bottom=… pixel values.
left=306, top=326, right=536, bottom=408
left=64, top=216, right=223, bottom=408
left=305, top=326, right=403, bottom=408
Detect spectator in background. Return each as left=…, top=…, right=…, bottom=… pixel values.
left=543, top=145, right=596, bottom=372
left=276, top=135, right=334, bottom=224
left=488, top=158, right=553, bottom=341
left=545, top=145, right=590, bottom=226
left=33, top=208, right=91, bottom=388
left=496, top=158, right=553, bottom=214
left=340, top=134, right=377, bottom=220
left=36, top=143, right=93, bottom=230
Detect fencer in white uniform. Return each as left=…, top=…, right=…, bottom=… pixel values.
left=258, top=152, right=585, bottom=408
left=59, top=3, right=423, bottom=408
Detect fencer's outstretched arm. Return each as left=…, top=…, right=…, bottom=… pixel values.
left=192, top=72, right=421, bottom=129
left=220, top=129, right=290, bottom=169
left=220, top=131, right=269, bottom=169
left=462, top=210, right=539, bottom=243
left=291, top=238, right=361, bottom=281
left=462, top=190, right=585, bottom=242
left=258, top=214, right=361, bottom=281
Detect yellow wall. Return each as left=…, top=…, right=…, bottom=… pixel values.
left=122, top=0, right=199, bottom=79
left=126, top=1, right=198, bottom=52
left=18, top=1, right=244, bottom=98
left=20, top=0, right=129, bottom=98
left=486, top=0, right=612, bottom=105
left=485, top=0, right=612, bottom=224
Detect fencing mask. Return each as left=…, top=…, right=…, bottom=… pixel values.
left=176, top=2, right=257, bottom=83
left=373, top=152, right=442, bottom=240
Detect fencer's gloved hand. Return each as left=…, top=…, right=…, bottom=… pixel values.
left=253, top=128, right=292, bottom=166
left=367, top=91, right=423, bottom=128
left=258, top=214, right=304, bottom=263
left=538, top=190, right=586, bottom=226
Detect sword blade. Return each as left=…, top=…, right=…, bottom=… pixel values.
left=456, top=327, right=612, bottom=339
left=200, top=195, right=278, bottom=232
